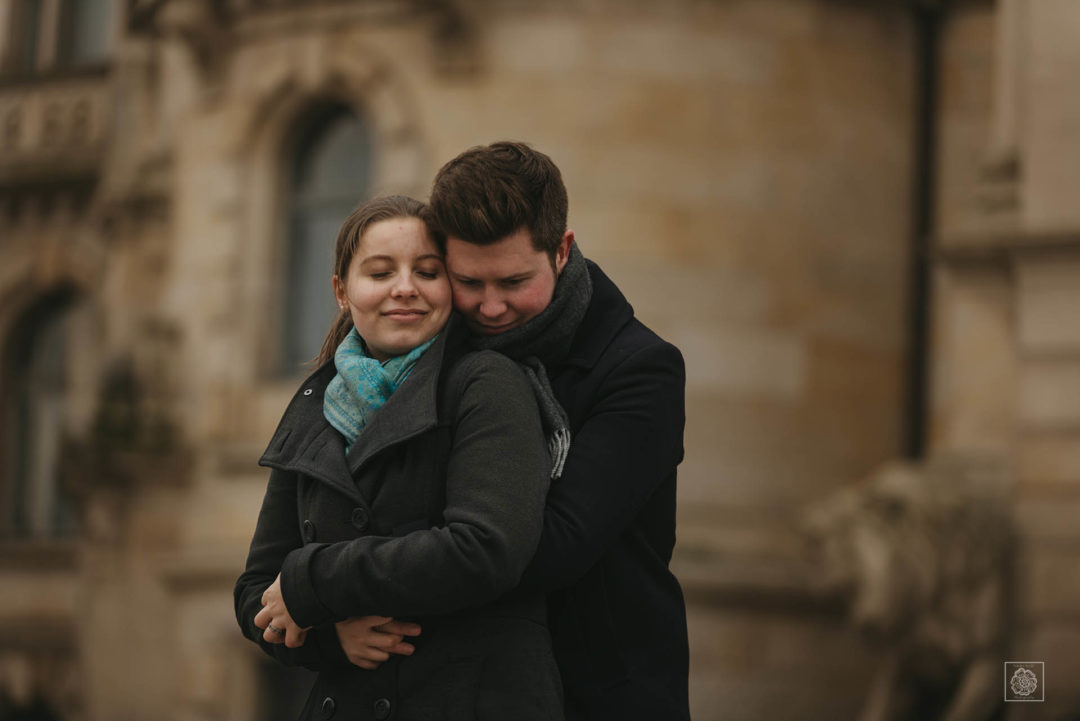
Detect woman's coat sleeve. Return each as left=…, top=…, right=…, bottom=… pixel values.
left=233, top=467, right=351, bottom=670
left=279, top=351, right=550, bottom=628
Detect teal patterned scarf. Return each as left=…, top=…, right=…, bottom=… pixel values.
left=323, top=328, right=437, bottom=451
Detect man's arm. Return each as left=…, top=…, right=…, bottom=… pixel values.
left=519, top=339, right=686, bottom=592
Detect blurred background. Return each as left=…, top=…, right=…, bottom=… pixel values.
left=1, top=0, right=1078, bottom=719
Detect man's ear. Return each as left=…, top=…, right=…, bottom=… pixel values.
left=554, top=230, right=574, bottom=275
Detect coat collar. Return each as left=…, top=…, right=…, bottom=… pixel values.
left=259, top=317, right=460, bottom=504
left=560, top=260, right=635, bottom=370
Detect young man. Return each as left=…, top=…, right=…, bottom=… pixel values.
left=428, top=141, right=691, bottom=721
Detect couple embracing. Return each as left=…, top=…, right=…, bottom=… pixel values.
left=234, top=142, right=690, bottom=721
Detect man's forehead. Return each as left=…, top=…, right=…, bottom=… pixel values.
left=445, top=235, right=544, bottom=277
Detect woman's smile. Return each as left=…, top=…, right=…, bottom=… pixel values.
left=382, top=308, right=429, bottom=321
left=332, top=216, right=452, bottom=361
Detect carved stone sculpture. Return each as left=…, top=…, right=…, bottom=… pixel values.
left=804, top=459, right=1012, bottom=721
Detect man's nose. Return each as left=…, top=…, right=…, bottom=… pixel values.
left=478, top=289, right=507, bottom=318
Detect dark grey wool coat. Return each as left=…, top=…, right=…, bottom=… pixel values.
left=234, top=318, right=563, bottom=721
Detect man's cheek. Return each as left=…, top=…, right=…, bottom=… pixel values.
left=449, top=287, right=469, bottom=308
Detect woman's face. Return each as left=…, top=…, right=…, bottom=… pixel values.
left=333, top=216, right=451, bottom=362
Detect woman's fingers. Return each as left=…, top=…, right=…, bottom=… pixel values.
left=262, top=622, right=287, bottom=644
left=285, top=626, right=307, bottom=648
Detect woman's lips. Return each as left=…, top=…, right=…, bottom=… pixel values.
left=383, top=309, right=428, bottom=322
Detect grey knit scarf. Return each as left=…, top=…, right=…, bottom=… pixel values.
left=471, top=243, right=592, bottom=479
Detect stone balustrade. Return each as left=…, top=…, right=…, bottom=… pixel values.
left=0, top=72, right=110, bottom=186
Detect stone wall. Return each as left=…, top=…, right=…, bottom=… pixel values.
left=934, top=0, right=1080, bottom=718
left=13, top=0, right=1080, bottom=720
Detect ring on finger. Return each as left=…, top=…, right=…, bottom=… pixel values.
left=267, top=622, right=286, bottom=636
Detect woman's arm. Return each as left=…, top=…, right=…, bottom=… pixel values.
left=255, top=574, right=420, bottom=665
left=233, top=467, right=352, bottom=670
left=276, top=351, right=550, bottom=629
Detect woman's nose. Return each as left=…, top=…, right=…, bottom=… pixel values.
left=391, top=275, right=419, bottom=298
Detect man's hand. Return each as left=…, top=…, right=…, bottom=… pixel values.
left=335, top=616, right=421, bottom=670
left=254, top=573, right=310, bottom=648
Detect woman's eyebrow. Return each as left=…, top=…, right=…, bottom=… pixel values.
left=359, top=254, right=443, bottom=265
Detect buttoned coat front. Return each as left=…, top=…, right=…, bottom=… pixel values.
left=234, top=321, right=563, bottom=721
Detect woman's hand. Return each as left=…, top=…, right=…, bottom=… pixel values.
left=254, top=573, right=310, bottom=648
left=336, top=616, right=421, bottom=670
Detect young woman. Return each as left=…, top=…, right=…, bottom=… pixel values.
left=234, top=195, right=563, bottom=721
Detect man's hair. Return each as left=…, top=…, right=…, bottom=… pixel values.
left=428, top=141, right=568, bottom=258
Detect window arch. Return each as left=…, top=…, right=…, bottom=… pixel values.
left=2, top=291, right=83, bottom=539
left=280, top=103, right=372, bottom=374
left=58, top=0, right=114, bottom=67
left=4, top=0, right=42, bottom=74
left=3, top=0, right=114, bottom=74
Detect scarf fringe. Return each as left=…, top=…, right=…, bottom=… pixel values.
left=473, top=245, right=592, bottom=483
left=549, top=428, right=571, bottom=480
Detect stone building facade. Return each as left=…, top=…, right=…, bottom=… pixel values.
left=0, top=0, right=1076, bottom=719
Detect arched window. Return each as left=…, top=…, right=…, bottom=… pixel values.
left=59, top=0, right=114, bottom=67
left=4, top=0, right=42, bottom=74
left=2, top=293, right=82, bottom=539
left=281, top=104, right=372, bottom=374
left=3, top=0, right=113, bottom=74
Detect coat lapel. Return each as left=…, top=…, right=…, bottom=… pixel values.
left=345, top=328, right=446, bottom=498
left=259, top=373, right=366, bottom=505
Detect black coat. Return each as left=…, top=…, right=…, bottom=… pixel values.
left=234, top=319, right=563, bottom=721
left=518, top=261, right=691, bottom=721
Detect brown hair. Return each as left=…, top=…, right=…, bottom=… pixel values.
left=314, top=195, right=439, bottom=366
left=428, top=141, right=568, bottom=259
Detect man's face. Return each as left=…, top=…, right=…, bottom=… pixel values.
left=446, top=227, right=573, bottom=335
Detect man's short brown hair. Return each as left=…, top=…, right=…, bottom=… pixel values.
left=428, top=141, right=568, bottom=258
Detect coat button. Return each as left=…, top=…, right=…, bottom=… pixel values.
left=320, top=696, right=335, bottom=718
left=373, top=698, right=391, bottom=720
left=302, top=519, right=316, bottom=543
left=350, top=507, right=369, bottom=532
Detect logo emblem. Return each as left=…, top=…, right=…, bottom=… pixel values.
left=1004, top=662, right=1044, bottom=702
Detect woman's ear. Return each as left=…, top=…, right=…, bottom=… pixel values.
left=332, top=275, right=347, bottom=310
